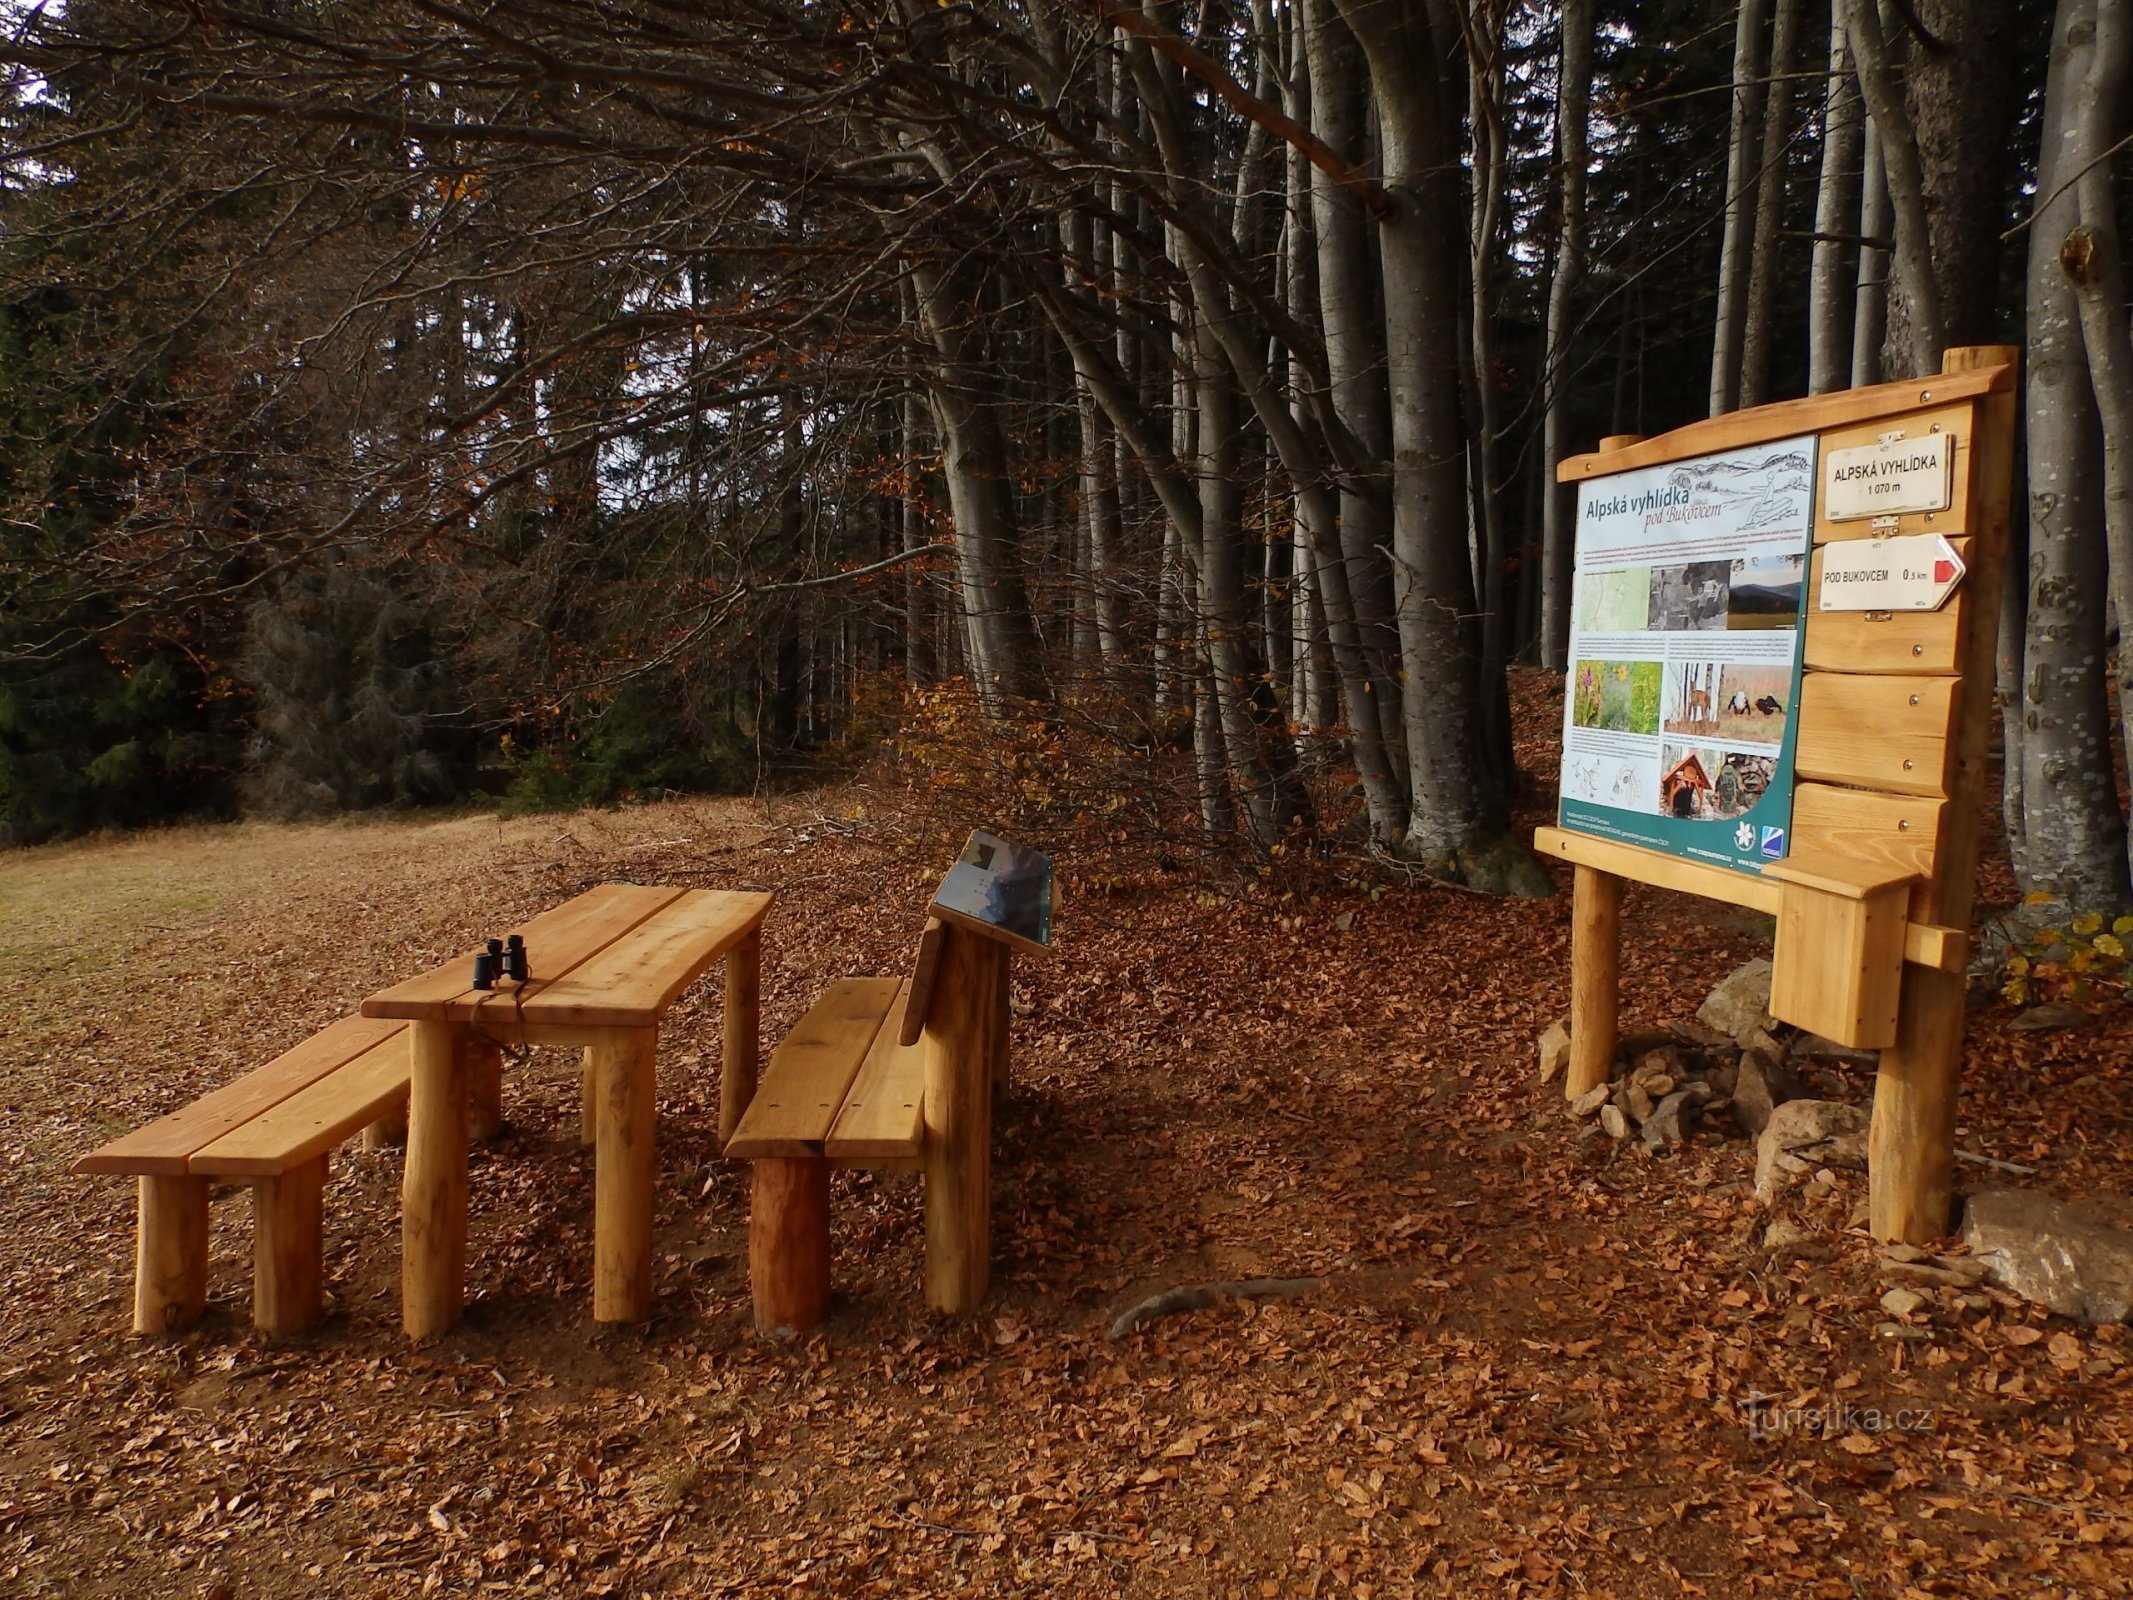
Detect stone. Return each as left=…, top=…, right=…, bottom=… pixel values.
left=1624, top=1083, right=1655, bottom=1123
left=2006, top=1003, right=2090, bottom=1036
left=1698, top=958, right=1775, bottom=1042
left=1568, top=1084, right=1610, bottom=1119
left=1612, top=1030, right=1679, bottom=1064
left=1884, top=1261, right=1982, bottom=1289
left=1600, top=1105, right=1630, bottom=1141
left=1754, top=1099, right=1870, bottom=1204
left=1641, top=1089, right=1699, bottom=1151
left=1704, top=1062, right=1739, bottom=1099
left=1882, top=1243, right=1931, bottom=1264
left=1732, top=1048, right=1797, bottom=1139
left=1879, top=1287, right=1928, bottom=1317
left=1633, top=1046, right=1683, bottom=1081
left=1963, top=1188, right=2133, bottom=1323
left=1666, top=1019, right=1734, bottom=1049
left=1637, top=1072, right=1677, bottom=1099
left=1763, top=1218, right=1815, bottom=1253
left=1537, top=1021, right=1572, bottom=1086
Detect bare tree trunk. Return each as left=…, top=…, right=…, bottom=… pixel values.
left=1852, top=105, right=1894, bottom=387
left=901, top=386, right=933, bottom=686
left=1711, top=0, right=1771, bottom=416
left=2064, top=0, right=2133, bottom=882
left=1462, top=5, right=1512, bottom=739
left=1809, top=14, right=1862, bottom=393
left=1843, top=0, right=1944, bottom=377
left=2022, top=0, right=2131, bottom=906
left=1540, top=0, right=1595, bottom=670
left=1740, top=0, right=1806, bottom=407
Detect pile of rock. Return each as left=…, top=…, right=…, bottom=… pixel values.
left=1537, top=957, right=1873, bottom=1159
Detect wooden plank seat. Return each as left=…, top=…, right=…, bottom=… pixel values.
left=72, top=1015, right=421, bottom=1335
left=724, top=979, right=926, bottom=1333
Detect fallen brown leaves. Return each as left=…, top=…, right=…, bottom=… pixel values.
left=0, top=710, right=2129, bottom=1596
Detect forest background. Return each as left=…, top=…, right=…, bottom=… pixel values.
left=4, top=0, right=2132, bottom=910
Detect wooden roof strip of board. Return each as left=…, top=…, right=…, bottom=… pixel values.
left=1558, top=365, right=2009, bottom=481
left=189, top=1034, right=410, bottom=1178
left=71, top=1015, right=406, bottom=1177
left=515, top=889, right=774, bottom=1028
left=724, top=978, right=900, bottom=1159
left=363, top=882, right=687, bottom=1019
left=825, top=981, right=926, bottom=1160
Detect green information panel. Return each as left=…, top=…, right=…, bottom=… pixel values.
left=1557, top=436, right=1818, bottom=874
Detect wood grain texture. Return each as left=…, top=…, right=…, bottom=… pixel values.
left=1794, top=673, right=1957, bottom=796
left=592, top=1027, right=658, bottom=1324
left=923, top=928, right=998, bottom=1315
left=513, top=889, right=774, bottom=1028
left=749, top=1158, right=832, bottom=1335
left=898, top=917, right=947, bottom=1047
left=467, top=1036, right=504, bottom=1142
left=133, top=1174, right=209, bottom=1335
left=191, top=1034, right=409, bottom=1177
left=362, top=882, right=686, bottom=1021
left=76, top=1015, right=406, bottom=1176
left=1802, top=537, right=1971, bottom=674
left=1812, top=403, right=1975, bottom=543
left=824, top=982, right=926, bottom=1160
left=718, top=927, right=762, bottom=1145
left=1786, top=784, right=1945, bottom=886
left=1769, top=876, right=1909, bottom=1048
left=252, top=1156, right=325, bottom=1334
left=1559, top=365, right=2009, bottom=480
left=1872, top=346, right=2018, bottom=1244
left=1567, top=866, right=1620, bottom=1099
left=724, top=978, right=900, bottom=1159
left=401, top=1020, right=470, bottom=1339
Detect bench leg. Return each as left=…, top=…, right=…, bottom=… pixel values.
left=403, top=1019, right=470, bottom=1339
left=468, top=1036, right=504, bottom=1143
left=361, top=1092, right=408, bottom=1151
left=253, top=1157, right=326, bottom=1334
left=749, top=1158, right=830, bottom=1336
left=593, top=1028, right=658, bottom=1324
left=923, top=928, right=997, bottom=1315
left=719, top=928, right=762, bottom=1145
left=580, top=1047, right=598, bottom=1148
left=135, top=1174, right=210, bottom=1335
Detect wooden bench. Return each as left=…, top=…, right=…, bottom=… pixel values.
left=70, top=1014, right=500, bottom=1335
left=726, top=830, right=1049, bottom=1335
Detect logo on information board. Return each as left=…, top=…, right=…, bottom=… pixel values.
left=1760, top=826, right=1786, bottom=859
left=1735, top=821, right=1756, bottom=852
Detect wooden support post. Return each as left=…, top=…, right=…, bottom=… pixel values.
left=580, top=1047, right=598, bottom=1148
left=719, top=928, right=762, bottom=1145
left=923, top=926, right=998, bottom=1315
left=748, top=1158, right=831, bottom=1335
left=134, top=1174, right=209, bottom=1335
left=401, top=1019, right=469, bottom=1339
left=467, top=1036, right=504, bottom=1142
left=361, top=1095, right=407, bottom=1151
left=991, top=951, right=1012, bottom=1097
left=253, top=1157, right=325, bottom=1334
left=1566, top=865, right=1622, bottom=1099
left=592, top=1027, right=658, bottom=1324
left=1870, top=345, right=2018, bottom=1243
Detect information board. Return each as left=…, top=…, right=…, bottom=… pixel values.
left=1557, top=435, right=1817, bottom=874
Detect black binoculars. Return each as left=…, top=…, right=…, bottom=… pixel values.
left=471, top=934, right=530, bottom=990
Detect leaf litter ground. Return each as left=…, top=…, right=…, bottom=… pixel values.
left=2, top=750, right=2130, bottom=1596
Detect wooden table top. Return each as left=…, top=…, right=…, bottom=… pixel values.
left=361, top=883, right=773, bottom=1030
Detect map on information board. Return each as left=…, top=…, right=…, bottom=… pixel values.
left=1558, top=435, right=1817, bottom=874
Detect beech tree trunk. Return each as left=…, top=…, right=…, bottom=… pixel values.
left=2021, top=0, right=2132, bottom=906
left=1739, top=0, right=1806, bottom=408
left=1808, top=15, right=1862, bottom=394
left=1540, top=0, right=1595, bottom=670
left=1711, top=0, right=1771, bottom=416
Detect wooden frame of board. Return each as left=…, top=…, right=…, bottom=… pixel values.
left=1540, top=345, right=2018, bottom=1246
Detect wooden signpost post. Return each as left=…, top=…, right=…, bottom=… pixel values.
left=1540, top=346, right=2017, bottom=1245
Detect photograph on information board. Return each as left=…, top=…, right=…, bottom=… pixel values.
left=1558, top=435, right=1817, bottom=874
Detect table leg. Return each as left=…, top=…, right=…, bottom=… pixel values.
left=135, top=1174, right=209, bottom=1335
left=593, top=1027, right=658, bottom=1323
left=719, top=928, right=762, bottom=1146
left=579, top=1047, right=597, bottom=1148
left=402, top=1020, right=469, bottom=1339
left=254, top=1156, right=325, bottom=1334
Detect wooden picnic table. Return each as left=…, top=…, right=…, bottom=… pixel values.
left=361, top=882, right=771, bottom=1337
